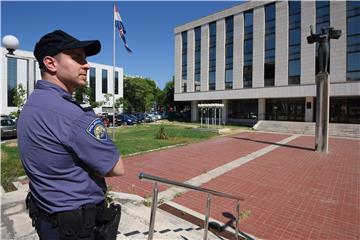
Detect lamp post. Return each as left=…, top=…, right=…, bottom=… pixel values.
left=2, top=35, right=37, bottom=98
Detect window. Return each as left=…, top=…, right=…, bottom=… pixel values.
left=194, top=26, right=201, bottom=91
left=347, top=1, right=360, bottom=81
left=228, top=99, right=258, bottom=119
left=115, top=71, right=119, bottom=94
left=209, top=22, right=216, bottom=90
left=316, top=1, right=330, bottom=74
left=265, top=3, right=276, bottom=86
left=102, top=69, right=108, bottom=93
left=225, top=16, right=234, bottom=89
left=7, top=58, right=17, bottom=107
left=288, top=1, right=301, bottom=85
left=181, top=31, right=188, bottom=91
left=243, top=10, right=253, bottom=88
left=89, top=67, right=96, bottom=102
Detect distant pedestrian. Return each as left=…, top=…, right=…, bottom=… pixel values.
left=17, top=30, right=124, bottom=239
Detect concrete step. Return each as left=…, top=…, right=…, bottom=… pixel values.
left=1, top=188, right=221, bottom=240
left=253, top=120, right=359, bottom=138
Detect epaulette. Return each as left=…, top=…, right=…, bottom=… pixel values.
left=62, top=95, right=93, bottom=112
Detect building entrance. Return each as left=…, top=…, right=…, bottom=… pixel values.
left=266, top=98, right=305, bottom=121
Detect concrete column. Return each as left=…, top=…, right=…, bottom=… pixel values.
left=216, top=19, right=225, bottom=91
left=305, top=96, right=314, bottom=122
left=258, top=98, right=266, bottom=120
left=315, top=73, right=329, bottom=153
left=191, top=100, right=198, bottom=122
left=301, top=1, right=316, bottom=85
left=174, top=33, right=182, bottom=94
left=233, top=13, right=244, bottom=89
left=275, top=1, right=289, bottom=86
left=330, top=1, right=346, bottom=83
left=187, top=29, right=195, bottom=92
left=201, top=24, right=209, bottom=92
left=222, top=99, right=228, bottom=124
left=27, top=59, right=35, bottom=96
left=253, top=6, right=265, bottom=88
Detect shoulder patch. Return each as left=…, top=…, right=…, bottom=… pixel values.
left=86, top=118, right=108, bottom=141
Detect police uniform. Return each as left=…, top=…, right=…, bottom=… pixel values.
left=17, top=80, right=120, bottom=238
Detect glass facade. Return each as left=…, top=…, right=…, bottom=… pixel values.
left=194, top=27, right=201, bottom=91
left=209, top=22, right=216, bottom=90
left=243, top=11, right=253, bottom=88
left=266, top=98, right=305, bottom=121
left=316, top=1, right=330, bottom=74
left=347, top=1, right=360, bottom=81
left=115, top=71, right=119, bottom=94
left=228, top=99, right=258, bottom=119
left=288, top=1, right=301, bottom=85
left=7, top=58, right=17, bottom=107
left=265, top=3, right=276, bottom=87
left=102, top=69, right=108, bottom=93
left=330, top=97, right=360, bottom=123
left=225, top=16, right=234, bottom=89
left=90, top=67, right=96, bottom=102
left=181, top=31, right=188, bottom=92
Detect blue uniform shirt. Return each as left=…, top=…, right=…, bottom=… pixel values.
left=17, top=80, right=120, bottom=213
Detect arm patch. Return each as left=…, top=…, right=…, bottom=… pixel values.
left=86, top=118, right=108, bottom=141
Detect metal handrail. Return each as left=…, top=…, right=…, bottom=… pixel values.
left=139, top=172, right=244, bottom=240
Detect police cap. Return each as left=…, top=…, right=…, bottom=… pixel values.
left=34, top=30, right=101, bottom=69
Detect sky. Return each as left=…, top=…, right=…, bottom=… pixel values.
left=1, top=1, right=243, bottom=89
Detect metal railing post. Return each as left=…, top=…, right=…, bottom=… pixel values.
left=203, top=193, right=211, bottom=240
left=148, top=182, right=158, bottom=240
left=235, top=201, right=240, bottom=240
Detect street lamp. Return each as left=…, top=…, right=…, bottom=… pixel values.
left=2, top=35, right=37, bottom=98
left=2, top=35, right=19, bottom=55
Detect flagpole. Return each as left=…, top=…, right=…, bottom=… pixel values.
left=112, top=2, right=116, bottom=140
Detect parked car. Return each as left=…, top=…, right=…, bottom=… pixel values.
left=146, top=113, right=157, bottom=122
left=133, top=113, right=152, bottom=123
left=118, top=114, right=136, bottom=125
left=107, top=114, right=122, bottom=126
left=1, top=116, right=17, bottom=139
left=128, top=114, right=142, bottom=124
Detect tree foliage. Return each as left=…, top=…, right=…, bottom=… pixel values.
left=123, top=76, right=161, bottom=113
left=10, top=84, right=26, bottom=118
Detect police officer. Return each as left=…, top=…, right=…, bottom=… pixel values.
left=17, top=30, right=124, bottom=239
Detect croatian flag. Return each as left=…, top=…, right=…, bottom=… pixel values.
left=114, top=3, right=132, bottom=53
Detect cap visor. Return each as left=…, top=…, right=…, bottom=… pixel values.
left=63, top=40, right=101, bottom=57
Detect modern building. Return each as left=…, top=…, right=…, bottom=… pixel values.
left=1, top=47, right=123, bottom=115
left=174, top=1, right=360, bottom=125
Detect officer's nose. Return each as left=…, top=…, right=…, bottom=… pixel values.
left=82, top=61, right=90, bottom=70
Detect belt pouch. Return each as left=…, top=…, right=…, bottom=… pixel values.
left=95, top=203, right=121, bottom=240
left=56, top=209, right=83, bottom=240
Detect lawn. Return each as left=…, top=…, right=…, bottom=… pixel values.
left=1, top=124, right=219, bottom=191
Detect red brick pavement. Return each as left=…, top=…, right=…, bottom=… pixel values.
left=107, top=131, right=289, bottom=197
left=172, top=135, right=360, bottom=240
left=107, top=132, right=360, bottom=239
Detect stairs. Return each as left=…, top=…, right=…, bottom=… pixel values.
left=1, top=187, right=223, bottom=240
left=253, top=120, right=359, bottom=138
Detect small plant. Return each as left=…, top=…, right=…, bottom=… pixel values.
left=239, top=209, right=251, bottom=221
left=174, top=192, right=183, bottom=198
left=155, top=125, right=168, bottom=140
left=105, top=186, right=114, bottom=206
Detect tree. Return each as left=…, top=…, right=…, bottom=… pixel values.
left=10, top=84, right=26, bottom=118
left=74, top=85, right=103, bottom=108
left=123, top=76, right=161, bottom=113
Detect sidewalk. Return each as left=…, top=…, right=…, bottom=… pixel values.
left=107, top=131, right=360, bottom=239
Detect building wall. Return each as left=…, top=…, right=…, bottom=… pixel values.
left=1, top=47, right=123, bottom=115
left=174, top=1, right=360, bottom=104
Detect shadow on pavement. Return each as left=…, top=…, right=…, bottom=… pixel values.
left=229, top=136, right=314, bottom=151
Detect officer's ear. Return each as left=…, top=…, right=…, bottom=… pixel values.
left=43, top=56, right=57, bottom=73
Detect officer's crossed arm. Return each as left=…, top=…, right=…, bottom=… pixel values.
left=106, top=156, right=124, bottom=177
